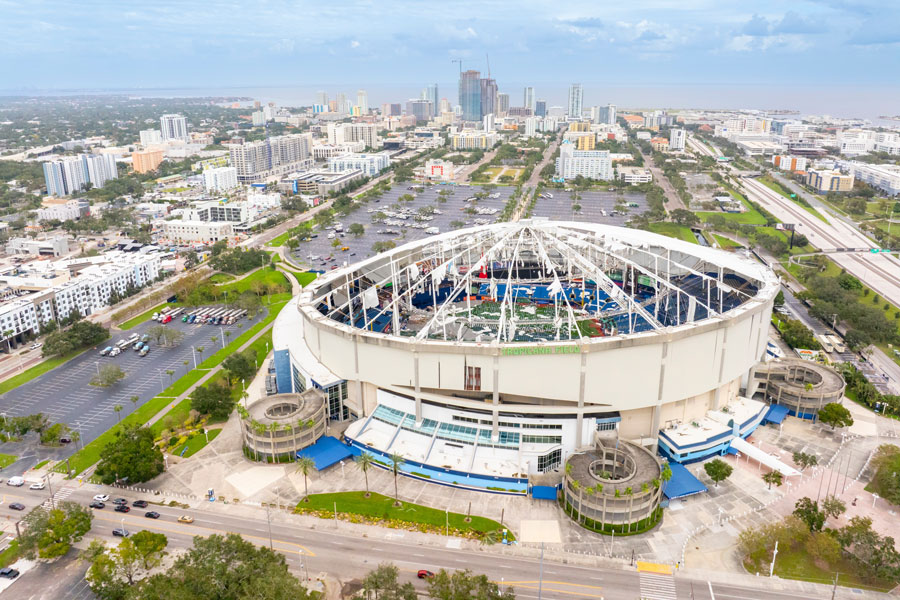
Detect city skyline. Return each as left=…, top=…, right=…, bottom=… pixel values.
left=2, top=0, right=900, bottom=95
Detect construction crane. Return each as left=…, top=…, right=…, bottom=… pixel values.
left=451, top=59, right=462, bottom=75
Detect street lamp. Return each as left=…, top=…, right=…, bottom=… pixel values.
left=157, top=368, right=164, bottom=393
left=298, top=549, right=309, bottom=582
left=44, top=473, right=55, bottom=510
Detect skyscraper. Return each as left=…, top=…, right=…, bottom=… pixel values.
left=160, top=114, right=188, bottom=141
left=406, top=99, right=434, bottom=123
left=523, top=87, right=535, bottom=112
left=669, top=128, right=686, bottom=151
left=480, top=78, right=498, bottom=119
left=43, top=154, right=118, bottom=196
left=336, top=93, right=349, bottom=113
left=497, top=93, right=510, bottom=116
left=424, top=84, right=439, bottom=118
left=567, top=84, right=583, bottom=119
left=357, top=90, right=368, bottom=114
left=316, top=91, right=328, bottom=107
left=535, top=100, right=547, bottom=117
left=459, top=70, right=482, bottom=122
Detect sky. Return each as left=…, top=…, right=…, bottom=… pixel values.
left=2, top=1, right=900, bottom=112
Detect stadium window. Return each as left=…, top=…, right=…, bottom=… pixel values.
left=464, top=366, right=481, bottom=391
left=538, top=449, right=561, bottom=472
left=596, top=421, right=617, bottom=432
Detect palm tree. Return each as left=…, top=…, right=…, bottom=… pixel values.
left=625, top=487, right=634, bottom=532
left=196, top=346, right=205, bottom=364
left=355, top=453, right=374, bottom=496
left=572, top=479, right=583, bottom=524
left=252, top=422, right=266, bottom=462
left=281, top=424, right=294, bottom=460
left=660, top=463, right=672, bottom=497
left=388, top=453, right=405, bottom=505
left=165, top=369, right=175, bottom=384
left=211, top=336, right=218, bottom=349
left=296, top=456, right=316, bottom=500
left=129, top=395, right=139, bottom=413
left=113, top=404, right=123, bottom=424
left=268, top=422, right=279, bottom=459
left=224, top=330, right=232, bottom=344
left=2, top=330, right=13, bottom=354
left=183, top=360, right=190, bottom=375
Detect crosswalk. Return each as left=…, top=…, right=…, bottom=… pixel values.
left=639, top=571, right=678, bottom=600
left=41, top=485, right=75, bottom=509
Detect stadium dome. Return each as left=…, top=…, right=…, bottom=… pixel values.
left=272, top=220, right=780, bottom=492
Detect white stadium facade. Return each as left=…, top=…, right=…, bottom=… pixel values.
left=272, top=220, right=780, bottom=494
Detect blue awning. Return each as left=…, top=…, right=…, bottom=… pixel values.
left=296, top=436, right=355, bottom=470
left=726, top=446, right=739, bottom=456
left=763, top=404, right=790, bottom=425
left=531, top=485, right=558, bottom=500
left=663, top=462, right=708, bottom=500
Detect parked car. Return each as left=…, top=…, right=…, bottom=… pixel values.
left=144, top=511, right=160, bottom=519
left=59, top=436, right=72, bottom=444
left=114, top=505, right=130, bottom=513
left=30, top=342, right=42, bottom=350
left=29, top=482, right=45, bottom=490
left=100, top=346, right=113, bottom=356
left=89, top=501, right=105, bottom=509
left=0, top=567, right=19, bottom=579
left=112, top=528, right=130, bottom=537
left=132, top=500, right=148, bottom=508
left=93, top=494, right=110, bottom=502
left=177, top=515, right=194, bottom=523
left=9, top=503, right=25, bottom=511
left=139, top=347, right=149, bottom=357
left=417, top=570, right=435, bottom=579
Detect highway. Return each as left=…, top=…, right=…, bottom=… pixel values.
left=0, top=483, right=851, bottom=600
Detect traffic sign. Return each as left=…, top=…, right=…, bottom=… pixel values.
left=870, top=248, right=892, bottom=253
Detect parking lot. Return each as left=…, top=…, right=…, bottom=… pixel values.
left=530, top=189, right=648, bottom=226
left=0, top=306, right=264, bottom=448
left=291, top=184, right=513, bottom=269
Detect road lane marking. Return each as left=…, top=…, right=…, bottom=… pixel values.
left=499, top=580, right=605, bottom=591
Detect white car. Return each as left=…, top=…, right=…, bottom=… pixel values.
left=29, top=482, right=45, bottom=490
left=93, top=494, right=110, bottom=502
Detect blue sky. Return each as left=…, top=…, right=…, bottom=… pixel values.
left=2, top=0, right=899, bottom=93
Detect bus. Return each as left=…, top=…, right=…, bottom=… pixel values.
left=816, top=334, right=834, bottom=353
left=828, top=335, right=848, bottom=354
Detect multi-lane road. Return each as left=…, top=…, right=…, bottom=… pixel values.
left=0, top=481, right=860, bottom=600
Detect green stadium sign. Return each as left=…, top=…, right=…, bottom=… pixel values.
left=503, top=345, right=580, bottom=356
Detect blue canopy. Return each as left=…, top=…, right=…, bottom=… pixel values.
left=531, top=485, right=559, bottom=500
left=663, top=462, right=708, bottom=500
left=296, top=436, right=354, bottom=470
left=763, top=404, right=790, bottom=425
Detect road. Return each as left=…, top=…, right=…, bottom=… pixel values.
left=525, top=135, right=560, bottom=188
left=638, top=147, right=686, bottom=212
left=452, top=147, right=499, bottom=183
left=0, top=483, right=866, bottom=600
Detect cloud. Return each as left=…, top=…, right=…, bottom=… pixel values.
left=559, top=17, right=604, bottom=29
left=741, top=14, right=771, bottom=36
left=350, top=40, right=360, bottom=48
left=848, top=18, right=900, bottom=45
left=637, top=30, right=665, bottom=42
left=772, top=11, right=823, bottom=34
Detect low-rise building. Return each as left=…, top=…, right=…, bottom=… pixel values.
left=837, top=161, right=900, bottom=196
left=563, top=131, right=596, bottom=150
left=772, top=155, right=808, bottom=172
left=650, top=137, right=669, bottom=152
left=424, top=159, right=456, bottom=181
left=36, top=198, right=87, bottom=222
left=617, top=167, right=653, bottom=185
left=328, top=152, right=390, bottom=177
left=449, top=130, right=498, bottom=150
left=806, top=168, right=854, bottom=192
left=278, top=170, right=365, bottom=197
left=6, top=236, right=70, bottom=256
left=159, top=220, right=234, bottom=245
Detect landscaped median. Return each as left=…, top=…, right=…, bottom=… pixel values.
left=57, top=297, right=291, bottom=478
left=294, top=491, right=514, bottom=543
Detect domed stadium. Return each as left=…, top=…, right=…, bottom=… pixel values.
left=272, top=219, right=780, bottom=493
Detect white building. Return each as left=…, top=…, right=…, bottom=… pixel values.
left=555, top=142, right=613, bottom=180
left=43, top=154, right=118, bottom=196
left=523, top=87, right=535, bottom=112
left=838, top=161, right=900, bottom=196
left=228, top=133, right=313, bottom=183
left=591, top=104, right=616, bottom=126
left=424, top=159, right=456, bottom=181
left=36, top=199, right=83, bottom=222
left=838, top=129, right=875, bottom=156
left=6, top=236, right=70, bottom=256
left=617, top=167, right=653, bottom=185
left=251, top=111, right=266, bottom=127
left=483, top=113, right=495, bottom=132
left=875, top=133, right=900, bottom=156
left=139, top=129, right=162, bottom=146
left=771, top=155, right=808, bottom=172
left=160, top=114, right=189, bottom=141
left=203, top=166, right=239, bottom=193
left=328, top=152, right=391, bottom=177
left=669, top=128, right=686, bottom=151
left=326, top=123, right=379, bottom=148
left=357, top=90, right=369, bottom=114
left=567, top=84, right=583, bottom=118
left=449, top=130, right=498, bottom=150
left=524, top=117, right=540, bottom=138
left=160, top=221, right=234, bottom=245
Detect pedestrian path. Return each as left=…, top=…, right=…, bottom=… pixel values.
left=637, top=562, right=677, bottom=600
left=41, top=485, right=75, bottom=509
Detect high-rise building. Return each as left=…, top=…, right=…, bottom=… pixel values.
left=555, top=142, right=612, bottom=180
left=480, top=78, right=498, bottom=119
left=43, top=154, right=119, bottom=196
left=483, top=113, right=495, bottom=132
left=669, top=128, right=686, bottom=151
left=327, top=123, right=380, bottom=148
left=567, top=84, right=583, bottom=119
left=316, top=91, right=328, bottom=107
left=252, top=111, right=266, bottom=127
left=424, top=84, right=439, bottom=118
left=160, top=114, right=189, bottom=141
left=535, top=100, right=547, bottom=117
left=336, top=93, right=349, bottom=114
left=132, top=149, right=164, bottom=174
left=459, top=70, right=482, bottom=122
left=439, top=98, right=452, bottom=115
left=203, top=166, right=239, bottom=193
left=497, top=93, right=510, bottom=116
left=523, top=87, right=535, bottom=112
left=228, top=133, right=313, bottom=183
left=524, top=117, right=540, bottom=138
left=139, top=129, right=162, bottom=146
left=406, top=100, right=434, bottom=123
left=357, top=90, right=368, bottom=114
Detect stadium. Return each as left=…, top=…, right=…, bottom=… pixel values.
left=272, top=219, right=780, bottom=494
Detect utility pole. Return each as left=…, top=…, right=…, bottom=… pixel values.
left=831, top=572, right=838, bottom=600
left=265, top=504, right=273, bottom=549
left=537, top=541, right=544, bottom=600
left=45, top=473, right=55, bottom=510
left=769, top=541, right=779, bottom=577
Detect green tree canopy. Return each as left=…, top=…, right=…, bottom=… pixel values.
left=817, top=402, right=854, bottom=430
left=190, top=381, right=234, bottom=420
left=427, top=568, right=516, bottom=600
left=703, top=458, right=733, bottom=487
left=222, top=349, right=257, bottom=385
left=20, top=501, right=92, bottom=559
left=92, top=364, right=126, bottom=387
left=95, top=424, right=164, bottom=485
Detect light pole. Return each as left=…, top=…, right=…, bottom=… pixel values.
left=44, top=473, right=55, bottom=510
left=191, top=346, right=197, bottom=368
left=95, top=362, right=100, bottom=378
left=157, top=369, right=164, bottom=393
left=219, top=327, right=225, bottom=349
left=538, top=541, right=545, bottom=600
left=299, top=549, right=309, bottom=582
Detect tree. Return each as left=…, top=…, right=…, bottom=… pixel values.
left=703, top=458, right=733, bottom=487
left=348, top=223, right=365, bottom=236
left=817, top=402, right=854, bottom=430
left=131, top=533, right=309, bottom=600
left=822, top=495, right=846, bottom=519
left=95, top=424, right=164, bottom=485
left=792, top=451, right=818, bottom=471
left=388, top=453, right=405, bottom=504
left=805, top=531, right=841, bottom=569
left=793, top=497, right=826, bottom=532
left=92, top=364, right=126, bottom=388
left=427, top=568, right=515, bottom=600
left=762, top=470, right=783, bottom=490
left=85, top=531, right=169, bottom=596
left=361, top=563, right=416, bottom=600
left=190, top=381, right=234, bottom=420
left=222, top=349, right=256, bottom=385
left=355, top=452, right=374, bottom=496
left=671, top=208, right=699, bottom=227
left=19, top=501, right=92, bottom=559
left=296, top=456, right=316, bottom=499
left=236, top=291, right=263, bottom=317
left=113, top=404, right=123, bottom=423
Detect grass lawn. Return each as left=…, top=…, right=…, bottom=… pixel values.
left=208, top=273, right=235, bottom=284
left=0, top=540, right=19, bottom=568
left=173, top=428, right=222, bottom=458
left=0, top=350, right=85, bottom=395
left=119, top=302, right=176, bottom=330
left=648, top=222, right=698, bottom=244
left=296, top=491, right=512, bottom=540
left=266, top=230, right=292, bottom=247
left=712, top=234, right=742, bottom=249
left=32, top=459, right=50, bottom=470
left=0, top=453, right=16, bottom=469
left=216, top=269, right=289, bottom=297
left=770, top=547, right=895, bottom=592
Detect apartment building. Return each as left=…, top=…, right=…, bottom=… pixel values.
left=555, top=142, right=613, bottom=180
left=449, top=130, right=498, bottom=150
left=160, top=221, right=234, bottom=244
left=328, top=152, right=391, bottom=177
left=771, top=155, right=808, bottom=172
left=43, top=154, right=118, bottom=196
left=838, top=161, right=900, bottom=196
left=806, top=168, right=854, bottom=192
left=228, top=133, right=313, bottom=183
left=132, top=149, right=164, bottom=173
left=203, top=166, right=239, bottom=193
